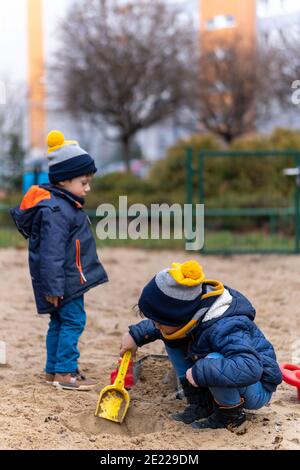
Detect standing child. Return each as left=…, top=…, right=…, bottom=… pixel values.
left=120, top=260, right=282, bottom=429
left=10, top=130, right=108, bottom=391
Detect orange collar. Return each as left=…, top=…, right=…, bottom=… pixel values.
left=20, top=186, right=51, bottom=210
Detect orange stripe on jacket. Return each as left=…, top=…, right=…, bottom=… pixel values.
left=20, top=186, right=51, bottom=210
left=76, top=239, right=87, bottom=284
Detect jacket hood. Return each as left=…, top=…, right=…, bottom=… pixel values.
left=199, top=286, right=256, bottom=330
left=10, top=184, right=84, bottom=239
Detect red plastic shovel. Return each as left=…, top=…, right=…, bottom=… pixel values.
left=280, top=363, right=300, bottom=401
left=110, top=353, right=169, bottom=389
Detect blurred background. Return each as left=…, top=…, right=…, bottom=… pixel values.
left=1, top=0, right=300, bottom=252
left=1, top=3, right=300, bottom=452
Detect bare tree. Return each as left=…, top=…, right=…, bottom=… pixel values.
left=53, top=0, right=198, bottom=171
left=197, top=38, right=286, bottom=143
left=276, top=29, right=300, bottom=106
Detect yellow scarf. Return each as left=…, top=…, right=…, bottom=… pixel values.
left=161, top=279, right=224, bottom=341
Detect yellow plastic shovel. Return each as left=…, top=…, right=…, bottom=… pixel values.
left=95, top=350, right=132, bottom=423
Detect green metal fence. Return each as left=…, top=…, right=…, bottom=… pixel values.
left=1, top=148, right=300, bottom=254
left=186, top=149, right=300, bottom=254
left=0, top=205, right=24, bottom=248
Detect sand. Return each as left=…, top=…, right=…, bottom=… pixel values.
left=0, top=247, right=300, bottom=450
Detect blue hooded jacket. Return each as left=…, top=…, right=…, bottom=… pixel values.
left=129, top=287, right=282, bottom=392
left=10, top=184, right=108, bottom=314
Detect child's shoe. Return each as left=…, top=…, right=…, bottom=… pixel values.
left=53, top=372, right=97, bottom=391
left=45, top=373, right=55, bottom=384
left=172, top=378, right=214, bottom=424
left=192, top=400, right=246, bottom=430
left=46, top=368, right=85, bottom=385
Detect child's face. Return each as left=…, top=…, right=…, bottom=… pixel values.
left=154, top=322, right=181, bottom=334
left=59, top=175, right=93, bottom=198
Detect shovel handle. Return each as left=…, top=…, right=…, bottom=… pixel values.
left=114, top=350, right=132, bottom=388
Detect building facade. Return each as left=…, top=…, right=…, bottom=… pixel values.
left=200, top=0, right=256, bottom=50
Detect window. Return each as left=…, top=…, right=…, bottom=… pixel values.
left=213, top=47, right=233, bottom=60
left=257, top=0, right=269, bottom=17
left=205, top=47, right=234, bottom=61
left=205, top=15, right=236, bottom=31
left=211, top=81, right=230, bottom=93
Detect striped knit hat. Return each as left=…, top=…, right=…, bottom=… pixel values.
left=138, top=260, right=206, bottom=326
left=46, top=130, right=97, bottom=183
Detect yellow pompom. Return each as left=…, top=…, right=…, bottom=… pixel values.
left=181, top=260, right=203, bottom=280
left=168, top=260, right=205, bottom=286
left=47, top=130, right=65, bottom=149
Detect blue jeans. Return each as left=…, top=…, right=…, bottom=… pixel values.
left=45, top=296, right=86, bottom=374
left=165, top=347, right=272, bottom=410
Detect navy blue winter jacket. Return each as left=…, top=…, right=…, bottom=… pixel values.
left=10, top=184, right=108, bottom=314
left=129, top=287, right=282, bottom=392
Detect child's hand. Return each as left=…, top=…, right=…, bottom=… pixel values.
left=45, top=296, right=64, bottom=308
left=120, top=332, right=138, bottom=357
left=186, top=367, right=198, bottom=387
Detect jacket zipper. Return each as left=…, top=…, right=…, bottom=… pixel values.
left=76, top=239, right=87, bottom=284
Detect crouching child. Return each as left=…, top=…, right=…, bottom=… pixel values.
left=120, top=260, right=282, bottom=430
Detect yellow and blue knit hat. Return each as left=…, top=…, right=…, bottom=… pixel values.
left=138, top=260, right=206, bottom=326
left=46, top=130, right=97, bottom=183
